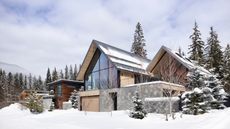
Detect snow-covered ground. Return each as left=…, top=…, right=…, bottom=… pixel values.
left=1, top=103, right=230, bottom=129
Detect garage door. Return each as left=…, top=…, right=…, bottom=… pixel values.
left=81, top=96, right=99, bottom=112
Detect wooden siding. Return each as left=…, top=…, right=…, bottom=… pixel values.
left=81, top=96, right=99, bottom=112
left=54, top=83, right=80, bottom=109
left=150, top=52, right=188, bottom=86
left=120, top=71, right=135, bottom=87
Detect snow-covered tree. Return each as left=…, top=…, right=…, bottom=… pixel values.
left=223, top=44, right=230, bottom=93
left=129, top=92, right=147, bottom=119
left=205, top=27, right=224, bottom=80
left=187, top=68, right=205, bottom=89
left=131, top=22, right=147, bottom=58
left=205, top=75, right=227, bottom=109
left=25, top=91, right=43, bottom=113
left=69, top=90, right=79, bottom=109
left=188, top=22, right=205, bottom=65
left=182, top=88, right=207, bottom=115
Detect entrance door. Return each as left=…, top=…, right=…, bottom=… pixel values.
left=110, top=92, right=117, bottom=110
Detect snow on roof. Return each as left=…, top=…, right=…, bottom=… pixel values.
left=163, top=46, right=211, bottom=75
left=147, top=45, right=211, bottom=76
left=95, top=40, right=151, bottom=74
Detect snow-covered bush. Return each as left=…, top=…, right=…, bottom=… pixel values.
left=129, top=92, right=147, bottom=119
left=25, top=91, right=43, bottom=114
left=69, top=90, right=79, bottom=109
left=182, top=88, right=207, bottom=115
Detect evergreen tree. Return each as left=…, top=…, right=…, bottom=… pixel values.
left=33, top=76, right=38, bottom=90
left=182, top=88, right=207, bottom=115
left=59, top=70, right=64, bottom=79
left=65, top=65, right=69, bottom=79
left=19, top=73, right=23, bottom=88
left=205, top=75, right=227, bottom=109
left=7, top=72, right=14, bottom=102
left=129, top=92, right=147, bottom=119
left=223, top=44, right=230, bottom=93
left=131, top=22, right=147, bottom=58
left=69, top=65, right=74, bottom=80
left=188, top=22, right=205, bottom=65
left=52, top=68, right=58, bottom=81
left=69, top=90, right=79, bottom=109
left=24, top=75, right=27, bottom=89
left=205, top=27, right=224, bottom=79
left=28, top=73, right=32, bottom=89
left=187, top=68, right=205, bottom=89
left=45, top=68, right=52, bottom=90
left=38, top=76, right=43, bottom=90
left=73, top=64, right=78, bottom=80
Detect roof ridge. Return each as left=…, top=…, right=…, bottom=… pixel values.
left=93, top=39, right=151, bottom=61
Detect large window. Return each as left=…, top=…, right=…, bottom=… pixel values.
left=57, top=84, right=62, bottom=96
left=85, top=50, right=118, bottom=90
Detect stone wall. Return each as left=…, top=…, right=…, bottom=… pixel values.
left=98, top=81, right=185, bottom=113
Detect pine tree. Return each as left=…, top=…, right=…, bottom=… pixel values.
left=188, top=22, right=205, bottom=65
left=73, top=64, right=78, bottom=80
left=24, top=75, right=27, bottom=89
left=205, top=75, right=227, bottom=109
left=69, top=65, right=74, bottom=80
left=223, top=44, right=230, bottom=93
left=33, top=76, right=39, bottom=90
left=52, top=68, right=58, bottom=82
left=131, top=22, right=147, bottom=58
left=65, top=65, right=69, bottom=79
left=59, top=70, right=64, bottom=79
left=182, top=88, right=207, bottom=115
left=38, top=76, right=43, bottom=90
left=45, top=68, right=52, bottom=90
left=69, top=90, right=79, bottom=109
left=7, top=72, right=14, bottom=103
left=19, top=73, right=23, bottom=88
left=187, top=68, right=205, bottom=89
left=129, top=92, right=147, bottom=119
left=28, top=73, right=32, bottom=89
left=205, top=27, right=224, bottom=79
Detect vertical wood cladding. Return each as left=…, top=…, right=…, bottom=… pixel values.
left=120, top=71, right=135, bottom=87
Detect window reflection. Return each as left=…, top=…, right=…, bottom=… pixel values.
left=85, top=50, right=118, bottom=90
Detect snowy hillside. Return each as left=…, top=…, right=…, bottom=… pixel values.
left=0, top=103, right=230, bottom=129
left=0, top=61, right=30, bottom=74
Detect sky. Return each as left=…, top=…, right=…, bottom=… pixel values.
left=0, top=0, right=230, bottom=78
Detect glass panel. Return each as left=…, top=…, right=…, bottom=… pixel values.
left=92, top=71, right=99, bottom=89
left=57, top=84, right=62, bottom=96
left=109, top=62, right=118, bottom=88
left=93, top=58, right=100, bottom=72
left=86, top=74, right=92, bottom=90
left=100, top=53, right=109, bottom=70
left=100, top=69, right=109, bottom=89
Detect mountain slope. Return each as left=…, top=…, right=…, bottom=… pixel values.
left=0, top=61, right=30, bottom=74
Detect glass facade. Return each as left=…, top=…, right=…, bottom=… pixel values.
left=85, top=50, right=118, bottom=90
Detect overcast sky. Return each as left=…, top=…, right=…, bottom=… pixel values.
left=0, top=0, right=230, bottom=78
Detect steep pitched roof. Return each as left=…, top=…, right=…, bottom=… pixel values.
left=77, top=40, right=151, bottom=80
left=146, top=46, right=211, bottom=75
